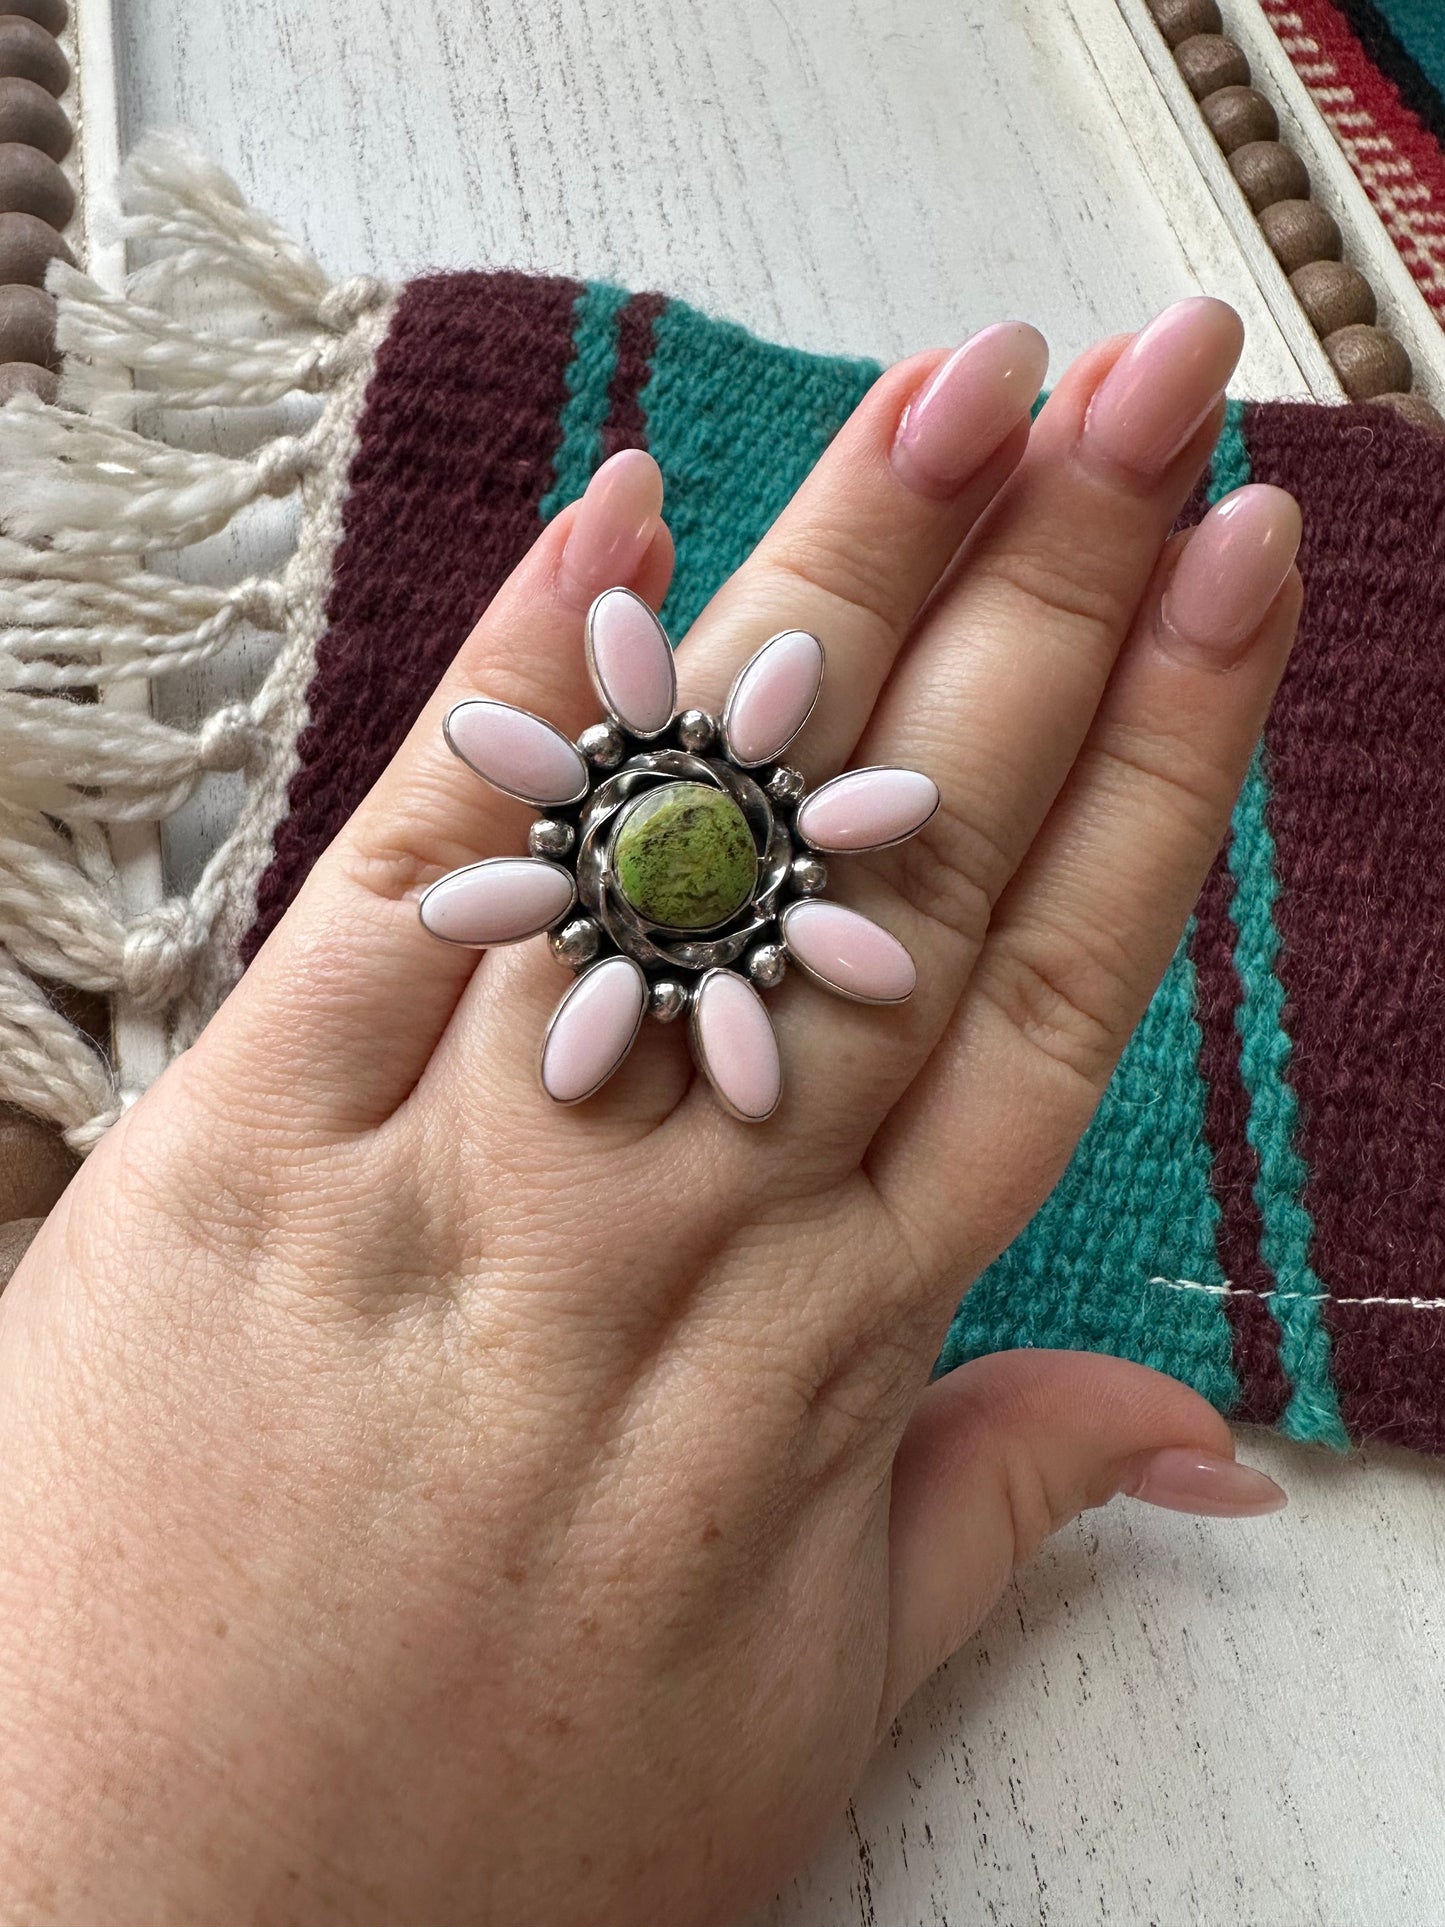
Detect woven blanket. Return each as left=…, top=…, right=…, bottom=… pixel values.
left=3, top=142, right=1444, bottom=1454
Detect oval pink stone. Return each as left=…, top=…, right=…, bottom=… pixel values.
left=690, top=970, right=781, bottom=1121
left=541, top=955, right=647, bottom=1104
left=419, top=858, right=574, bottom=947
left=445, top=699, right=588, bottom=807
left=586, top=587, right=676, bottom=737
left=723, top=628, right=824, bottom=767
left=795, top=767, right=939, bottom=853
left=781, top=899, right=916, bottom=1004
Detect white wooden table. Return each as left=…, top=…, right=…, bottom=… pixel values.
left=110, top=1, right=1445, bottom=1918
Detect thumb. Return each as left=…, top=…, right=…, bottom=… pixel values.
left=881, top=1348, right=1286, bottom=1719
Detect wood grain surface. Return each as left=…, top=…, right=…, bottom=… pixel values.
left=109, top=0, right=1445, bottom=1919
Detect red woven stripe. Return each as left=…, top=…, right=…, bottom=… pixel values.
left=1246, top=398, right=1445, bottom=1451
left=601, top=291, right=667, bottom=460
left=1190, top=852, right=1291, bottom=1425
left=241, top=270, right=583, bottom=963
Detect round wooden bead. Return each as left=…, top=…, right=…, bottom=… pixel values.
left=1325, top=323, right=1413, bottom=399
left=1229, top=139, right=1310, bottom=212
left=0, top=358, right=56, bottom=402
left=1371, top=390, right=1445, bottom=430
left=1258, top=197, right=1342, bottom=272
left=0, top=75, right=69, bottom=157
left=4, top=0, right=68, bottom=30
left=1147, top=0, right=1222, bottom=46
left=1289, top=258, right=1376, bottom=335
left=1201, top=85, right=1279, bottom=154
left=1174, top=33, right=1250, bottom=97
left=0, top=142, right=71, bottom=227
left=0, top=207, right=71, bottom=282
left=0, top=281, right=54, bottom=364
left=0, top=15, right=68, bottom=94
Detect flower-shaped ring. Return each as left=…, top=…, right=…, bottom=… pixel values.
left=419, top=588, right=939, bottom=1121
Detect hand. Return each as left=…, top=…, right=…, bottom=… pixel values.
left=0, top=297, right=1296, bottom=1926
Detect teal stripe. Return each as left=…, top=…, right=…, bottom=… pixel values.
left=1210, top=406, right=1348, bottom=1448
left=538, top=281, right=631, bottom=523
left=1226, top=750, right=1347, bottom=1446
left=638, top=298, right=879, bottom=634
left=938, top=924, right=1239, bottom=1405
left=1374, top=0, right=1445, bottom=93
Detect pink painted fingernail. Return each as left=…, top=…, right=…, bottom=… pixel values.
left=1083, top=296, right=1244, bottom=475
left=559, top=449, right=664, bottom=605
left=1160, top=483, right=1302, bottom=666
left=890, top=321, right=1049, bottom=498
left=1122, top=1448, right=1287, bottom=1518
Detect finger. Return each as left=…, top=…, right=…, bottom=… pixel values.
left=427, top=328, right=1049, bottom=1140
left=733, top=300, right=1244, bottom=1154
left=881, top=1349, right=1284, bottom=1721
left=874, top=484, right=1303, bottom=1265
left=195, top=451, right=673, bottom=1131
left=673, top=322, right=1048, bottom=777
left=849, top=298, right=1242, bottom=1030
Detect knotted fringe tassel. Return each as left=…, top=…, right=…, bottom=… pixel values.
left=0, top=131, right=396, bottom=1150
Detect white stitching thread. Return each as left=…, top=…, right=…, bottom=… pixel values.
left=1148, top=1276, right=1445, bottom=1310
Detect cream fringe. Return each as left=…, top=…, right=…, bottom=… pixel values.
left=0, top=132, right=396, bottom=1152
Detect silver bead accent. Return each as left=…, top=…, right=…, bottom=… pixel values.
left=675, top=708, right=717, bottom=753
left=790, top=853, right=828, bottom=896
left=747, top=942, right=787, bottom=990
left=765, top=764, right=805, bottom=805
left=549, top=916, right=601, bottom=969
left=578, top=720, right=625, bottom=769
left=528, top=817, right=575, bottom=859
left=649, top=978, right=688, bottom=1023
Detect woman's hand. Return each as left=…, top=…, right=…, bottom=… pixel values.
left=0, top=298, right=1296, bottom=1927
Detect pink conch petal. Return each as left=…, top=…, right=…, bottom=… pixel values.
left=586, top=587, right=676, bottom=737
left=419, top=858, right=575, bottom=947
left=780, top=899, right=916, bottom=1004
left=690, top=969, right=782, bottom=1121
left=445, top=699, right=588, bottom=807
left=541, top=956, right=648, bottom=1104
left=723, top=628, right=824, bottom=767
left=795, top=767, right=939, bottom=852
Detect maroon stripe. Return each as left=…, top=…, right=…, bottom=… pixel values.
left=1190, top=848, right=1290, bottom=1424
left=241, top=270, right=583, bottom=964
left=600, top=291, right=667, bottom=459
left=1243, top=398, right=1445, bottom=1451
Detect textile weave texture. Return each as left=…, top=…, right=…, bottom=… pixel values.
left=239, top=271, right=1445, bottom=1455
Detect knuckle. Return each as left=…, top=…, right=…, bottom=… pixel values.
left=973, top=536, right=1131, bottom=652
left=760, top=538, right=909, bottom=659
left=1086, top=728, right=1232, bottom=837
left=978, top=920, right=1134, bottom=1090
left=882, top=799, right=1014, bottom=956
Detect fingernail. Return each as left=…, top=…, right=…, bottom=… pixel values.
left=1160, top=483, right=1302, bottom=665
left=890, top=321, right=1049, bottom=499
left=1083, top=296, right=1244, bottom=475
left=1122, top=1448, right=1288, bottom=1518
left=559, top=448, right=664, bottom=604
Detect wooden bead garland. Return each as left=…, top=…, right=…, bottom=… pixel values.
left=1147, top=0, right=1443, bottom=429
left=0, top=0, right=75, bottom=427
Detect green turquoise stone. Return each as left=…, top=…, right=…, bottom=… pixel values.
left=612, top=781, right=757, bottom=930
